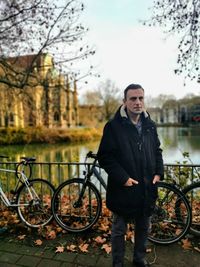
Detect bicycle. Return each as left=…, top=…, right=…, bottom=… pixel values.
left=51, top=151, right=107, bottom=233
left=51, top=151, right=192, bottom=245
left=0, top=156, right=55, bottom=228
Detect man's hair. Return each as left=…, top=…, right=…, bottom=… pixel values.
left=124, top=83, right=144, bottom=99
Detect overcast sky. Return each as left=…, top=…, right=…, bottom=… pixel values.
left=78, top=0, right=200, bottom=99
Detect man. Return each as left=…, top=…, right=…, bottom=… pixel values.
left=97, top=84, right=164, bottom=267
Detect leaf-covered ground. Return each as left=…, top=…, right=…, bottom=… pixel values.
left=0, top=201, right=200, bottom=257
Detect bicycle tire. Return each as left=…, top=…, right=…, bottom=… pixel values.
left=52, top=178, right=102, bottom=233
left=148, top=181, right=191, bottom=245
left=16, top=178, right=55, bottom=228
left=182, top=181, right=200, bottom=236
left=16, top=162, right=32, bottom=180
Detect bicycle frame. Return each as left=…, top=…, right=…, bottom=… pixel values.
left=90, top=164, right=107, bottom=190
left=73, top=155, right=107, bottom=208
left=0, top=167, right=38, bottom=208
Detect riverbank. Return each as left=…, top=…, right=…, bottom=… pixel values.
left=0, top=127, right=103, bottom=145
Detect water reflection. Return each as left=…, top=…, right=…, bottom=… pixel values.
left=157, top=127, right=200, bottom=164
left=0, top=142, right=101, bottom=186
left=0, top=142, right=99, bottom=163
left=0, top=127, right=199, bottom=165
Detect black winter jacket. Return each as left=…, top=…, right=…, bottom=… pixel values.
left=97, top=105, right=164, bottom=218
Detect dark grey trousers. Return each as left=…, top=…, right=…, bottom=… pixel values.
left=111, top=213, right=150, bottom=267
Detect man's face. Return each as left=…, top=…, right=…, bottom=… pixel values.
left=123, top=88, right=144, bottom=115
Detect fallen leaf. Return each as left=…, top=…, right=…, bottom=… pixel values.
left=126, top=230, right=134, bottom=241
left=55, top=246, right=65, bottom=253
left=34, top=239, right=43, bottom=246
left=94, top=236, right=106, bottom=244
left=99, top=224, right=109, bottom=231
left=101, top=243, right=111, bottom=254
left=175, top=228, right=182, bottom=235
left=182, top=239, right=192, bottom=250
left=56, top=227, right=63, bottom=233
left=194, top=247, right=200, bottom=253
left=2, top=211, right=9, bottom=217
left=46, top=230, right=56, bottom=240
left=79, top=243, right=89, bottom=253
left=67, top=244, right=77, bottom=252
left=17, top=235, right=26, bottom=240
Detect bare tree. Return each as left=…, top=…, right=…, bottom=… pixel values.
left=0, top=0, right=95, bottom=89
left=145, top=0, right=200, bottom=83
left=97, top=79, right=121, bottom=121
left=81, top=79, right=121, bottom=121
left=82, top=90, right=101, bottom=106
left=146, top=94, right=176, bottom=108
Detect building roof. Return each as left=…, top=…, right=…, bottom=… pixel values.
left=6, top=53, right=52, bottom=71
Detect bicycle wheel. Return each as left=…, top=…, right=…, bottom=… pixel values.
left=52, top=178, right=102, bottom=233
left=183, top=181, right=200, bottom=236
left=16, top=179, right=55, bottom=228
left=148, top=181, right=191, bottom=245
left=16, top=162, right=32, bottom=180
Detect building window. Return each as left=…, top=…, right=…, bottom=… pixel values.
left=63, top=113, right=67, bottom=120
left=28, top=113, right=34, bottom=126
left=54, top=111, right=60, bottom=121
left=72, top=111, right=75, bottom=121
left=10, top=113, right=14, bottom=122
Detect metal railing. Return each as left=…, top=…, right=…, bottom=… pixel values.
left=0, top=161, right=107, bottom=190
left=164, top=163, right=200, bottom=187
left=0, top=161, right=199, bottom=192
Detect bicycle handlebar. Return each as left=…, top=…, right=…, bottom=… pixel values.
left=87, top=151, right=97, bottom=159
left=20, top=157, right=36, bottom=163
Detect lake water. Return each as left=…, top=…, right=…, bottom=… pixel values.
left=0, top=127, right=199, bottom=165
left=158, top=127, right=200, bottom=164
